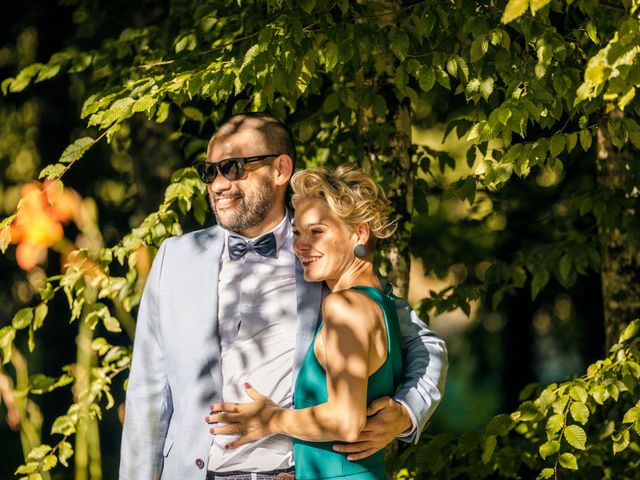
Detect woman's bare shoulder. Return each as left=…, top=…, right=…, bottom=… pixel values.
left=322, top=289, right=381, bottom=326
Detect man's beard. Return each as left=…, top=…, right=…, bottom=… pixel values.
left=209, top=173, right=276, bottom=233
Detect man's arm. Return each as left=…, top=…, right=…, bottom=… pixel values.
left=119, top=242, right=173, bottom=480
left=392, top=298, right=448, bottom=442
left=333, top=297, right=447, bottom=459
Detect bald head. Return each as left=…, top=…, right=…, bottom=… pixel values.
left=208, top=112, right=296, bottom=166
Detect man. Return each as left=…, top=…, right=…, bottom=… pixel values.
left=119, top=113, right=447, bottom=480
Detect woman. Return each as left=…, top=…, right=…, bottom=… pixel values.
left=208, top=165, right=402, bottom=479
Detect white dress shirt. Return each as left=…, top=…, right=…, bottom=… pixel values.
left=208, top=215, right=297, bottom=472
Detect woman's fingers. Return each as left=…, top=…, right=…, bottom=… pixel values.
left=209, top=401, right=243, bottom=413
left=205, top=412, right=239, bottom=424
left=209, top=423, right=243, bottom=435
left=225, top=432, right=256, bottom=449
left=243, top=382, right=264, bottom=400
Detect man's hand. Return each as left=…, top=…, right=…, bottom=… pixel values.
left=332, top=396, right=412, bottom=460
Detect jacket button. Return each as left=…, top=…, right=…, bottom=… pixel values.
left=195, top=458, right=205, bottom=469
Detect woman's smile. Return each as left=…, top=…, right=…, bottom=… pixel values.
left=300, top=255, right=322, bottom=267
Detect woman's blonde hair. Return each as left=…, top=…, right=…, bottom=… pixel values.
left=290, top=165, right=397, bottom=240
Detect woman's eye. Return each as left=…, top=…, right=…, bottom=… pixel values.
left=311, top=229, right=323, bottom=235
left=292, top=229, right=300, bottom=236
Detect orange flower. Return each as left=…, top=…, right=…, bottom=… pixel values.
left=9, top=181, right=82, bottom=271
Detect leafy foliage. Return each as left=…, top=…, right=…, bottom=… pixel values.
left=393, top=320, right=640, bottom=479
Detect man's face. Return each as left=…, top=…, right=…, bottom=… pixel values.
left=206, top=128, right=277, bottom=235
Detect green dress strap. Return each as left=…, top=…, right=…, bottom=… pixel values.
left=292, top=286, right=403, bottom=479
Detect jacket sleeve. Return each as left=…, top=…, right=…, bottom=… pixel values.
left=393, top=297, right=448, bottom=444
left=120, top=241, right=173, bottom=480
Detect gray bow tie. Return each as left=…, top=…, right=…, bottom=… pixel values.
left=228, top=232, right=277, bottom=260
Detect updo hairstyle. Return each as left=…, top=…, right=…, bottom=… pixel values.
left=290, top=165, right=397, bottom=241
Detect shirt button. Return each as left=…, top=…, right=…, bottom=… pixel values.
left=195, top=458, right=205, bottom=469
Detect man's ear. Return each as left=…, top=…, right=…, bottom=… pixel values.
left=273, top=154, right=293, bottom=187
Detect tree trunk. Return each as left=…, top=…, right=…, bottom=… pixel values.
left=383, top=101, right=413, bottom=298
left=596, top=116, right=640, bottom=349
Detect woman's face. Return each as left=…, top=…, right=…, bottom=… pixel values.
left=292, top=200, right=357, bottom=285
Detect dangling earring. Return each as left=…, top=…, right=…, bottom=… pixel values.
left=354, top=244, right=368, bottom=258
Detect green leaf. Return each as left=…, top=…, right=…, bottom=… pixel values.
left=0, top=223, right=11, bottom=253
left=29, top=373, right=73, bottom=394
left=416, top=66, right=436, bottom=93
left=33, top=304, right=48, bottom=331
left=435, top=67, right=451, bottom=90
left=623, top=405, right=640, bottom=423
left=132, top=95, right=156, bottom=114
left=579, top=130, right=592, bottom=152
left=9, top=63, right=43, bottom=93
left=15, top=463, right=39, bottom=475
left=619, top=319, right=640, bottom=342
left=470, top=35, right=489, bottom=62
left=549, top=134, right=565, bottom=157
left=570, top=402, right=590, bottom=425
left=12, top=308, right=34, bottom=330
left=502, top=0, right=529, bottom=23
left=59, top=137, right=94, bottom=164
left=0, top=326, right=16, bottom=364
left=586, top=20, right=599, bottom=44
left=182, top=107, right=204, bottom=124
left=530, top=0, right=550, bottom=13
left=485, top=413, right=515, bottom=436
left=51, top=415, right=76, bottom=436
left=446, top=57, right=457, bottom=77
left=531, top=269, right=549, bottom=299
left=497, top=108, right=512, bottom=125
left=546, top=413, right=564, bottom=435
left=325, top=42, right=339, bottom=72
left=482, top=435, right=497, bottom=464
left=39, top=163, right=66, bottom=180
left=564, top=424, right=587, bottom=450
left=175, top=33, right=197, bottom=53
left=515, top=400, right=541, bottom=421
left=42, top=455, right=57, bottom=472
left=322, top=92, right=340, bottom=113
left=538, top=468, right=555, bottom=479
left=27, top=444, right=51, bottom=461
left=566, top=132, right=578, bottom=153
left=558, top=452, right=578, bottom=470
left=592, top=384, right=608, bottom=404
left=390, top=29, right=410, bottom=61
left=612, top=429, right=630, bottom=454
left=570, top=385, right=588, bottom=403
left=299, top=0, right=316, bottom=14
left=539, top=440, right=560, bottom=459
left=58, top=441, right=73, bottom=467
left=480, top=77, right=494, bottom=101
left=558, top=255, right=571, bottom=284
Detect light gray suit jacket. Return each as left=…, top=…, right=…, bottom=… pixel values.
left=119, top=226, right=447, bottom=480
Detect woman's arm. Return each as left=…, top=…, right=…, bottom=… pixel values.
left=208, top=290, right=380, bottom=447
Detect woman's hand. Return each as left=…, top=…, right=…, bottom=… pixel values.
left=205, top=383, right=279, bottom=449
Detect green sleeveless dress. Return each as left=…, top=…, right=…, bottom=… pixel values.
left=293, top=286, right=403, bottom=479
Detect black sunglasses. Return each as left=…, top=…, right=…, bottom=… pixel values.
left=195, top=154, right=279, bottom=183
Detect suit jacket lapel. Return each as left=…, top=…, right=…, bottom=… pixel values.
left=197, top=226, right=226, bottom=385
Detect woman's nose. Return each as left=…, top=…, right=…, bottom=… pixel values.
left=293, top=235, right=308, bottom=253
